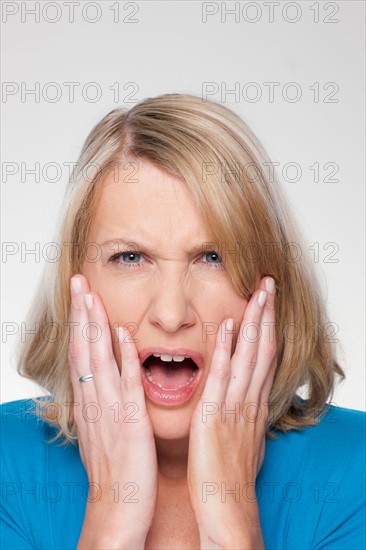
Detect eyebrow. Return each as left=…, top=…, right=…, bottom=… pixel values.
left=98, top=238, right=217, bottom=256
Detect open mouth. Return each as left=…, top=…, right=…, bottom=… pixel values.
left=142, top=355, right=199, bottom=391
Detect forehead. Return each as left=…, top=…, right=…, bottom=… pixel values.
left=89, top=159, right=211, bottom=250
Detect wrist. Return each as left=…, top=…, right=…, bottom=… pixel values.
left=199, top=530, right=224, bottom=549
left=198, top=507, right=264, bottom=550
left=225, top=532, right=264, bottom=550
left=78, top=504, right=149, bottom=550
left=77, top=532, right=147, bottom=550
left=199, top=531, right=264, bottom=550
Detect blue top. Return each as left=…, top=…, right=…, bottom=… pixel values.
left=1, top=397, right=365, bottom=550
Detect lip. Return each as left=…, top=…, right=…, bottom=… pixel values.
left=138, top=347, right=205, bottom=407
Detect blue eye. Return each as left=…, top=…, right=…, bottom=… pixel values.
left=109, top=252, right=142, bottom=267
left=109, top=251, right=224, bottom=269
left=201, top=251, right=223, bottom=268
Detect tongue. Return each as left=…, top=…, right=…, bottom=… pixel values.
left=145, top=357, right=195, bottom=390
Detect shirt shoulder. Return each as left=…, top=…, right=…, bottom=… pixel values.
left=1, top=396, right=51, bottom=441
left=257, top=401, right=365, bottom=549
left=0, top=395, right=83, bottom=482
left=284, top=403, right=365, bottom=549
left=310, top=401, right=365, bottom=438
left=0, top=397, right=86, bottom=549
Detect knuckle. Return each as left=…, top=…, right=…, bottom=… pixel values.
left=260, top=403, right=269, bottom=420
left=121, top=372, right=138, bottom=392
left=244, top=354, right=257, bottom=371
left=89, top=351, right=104, bottom=372
left=212, top=360, right=230, bottom=380
left=70, top=299, right=85, bottom=315
left=271, top=357, right=278, bottom=371
left=264, top=341, right=277, bottom=360
left=264, top=298, right=275, bottom=311
left=68, top=344, right=83, bottom=365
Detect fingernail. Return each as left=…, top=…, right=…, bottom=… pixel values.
left=84, top=294, right=93, bottom=310
left=226, top=318, right=234, bottom=331
left=265, top=277, right=275, bottom=293
left=71, top=277, right=81, bottom=295
left=258, top=290, right=268, bottom=307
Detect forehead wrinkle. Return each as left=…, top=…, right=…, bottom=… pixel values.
left=99, top=236, right=214, bottom=258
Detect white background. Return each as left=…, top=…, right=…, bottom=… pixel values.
left=1, top=1, right=365, bottom=411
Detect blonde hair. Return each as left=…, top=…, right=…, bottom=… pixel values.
left=16, top=93, right=345, bottom=445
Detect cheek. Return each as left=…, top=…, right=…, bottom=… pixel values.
left=101, top=288, right=142, bottom=373
left=91, top=281, right=142, bottom=335
left=81, top=265, right=143, bottom=363
left=82, top=262, right=248, bottom=335
left=232, top=295, right=248, bottom=318
left=203, top=284, right=248, bottom=323
left=82, top=264, right=139, bottom=317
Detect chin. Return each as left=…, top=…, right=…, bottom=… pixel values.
left=147, top=402, right=193, bottom=439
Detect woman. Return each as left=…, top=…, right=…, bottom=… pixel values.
left=1, top=94, right=364, bottom=550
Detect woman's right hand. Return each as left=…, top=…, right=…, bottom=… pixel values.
left=68, top=274, right=158, bottom=550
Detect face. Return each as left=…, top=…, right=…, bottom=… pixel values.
left=82, top=158, right=248, bottom=440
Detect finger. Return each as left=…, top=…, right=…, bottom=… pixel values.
left=225, top=287, right=268, bottom=405
left=247, top=277, right=277, bottom=398
left=117, top=326, right=148, bottom=414
left=83, top=290, right=122, bottom=412
left=258, top=434, right=266, bottom=472
left=260, top=354, right=277, bottom=408
left=68, top=275, right=97, bottom=411
left=199, top=318, right=234, bottom=407
left=255, top=355, right=277, bottom=439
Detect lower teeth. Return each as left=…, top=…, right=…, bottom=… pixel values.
left=144, top=366, right=198, bottom=389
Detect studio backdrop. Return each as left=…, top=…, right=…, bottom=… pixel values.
left=1, top=0, right=364, bottom=411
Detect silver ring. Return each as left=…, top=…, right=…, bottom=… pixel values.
left=78, top=374, right=94, bottom=383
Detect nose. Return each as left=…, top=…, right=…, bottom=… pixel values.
left=147, top=269, right=196, bottom=333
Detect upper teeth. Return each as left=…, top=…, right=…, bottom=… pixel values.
left=152, top=353, right=187, bottom=362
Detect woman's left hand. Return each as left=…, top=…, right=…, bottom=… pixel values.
left=187, top=276, right=277, bottom=550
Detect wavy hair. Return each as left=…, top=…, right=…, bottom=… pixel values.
left=15, top=93, right=345, bottom=445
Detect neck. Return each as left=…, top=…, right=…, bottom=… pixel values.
left=155, top=435, right=189, bottom=480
